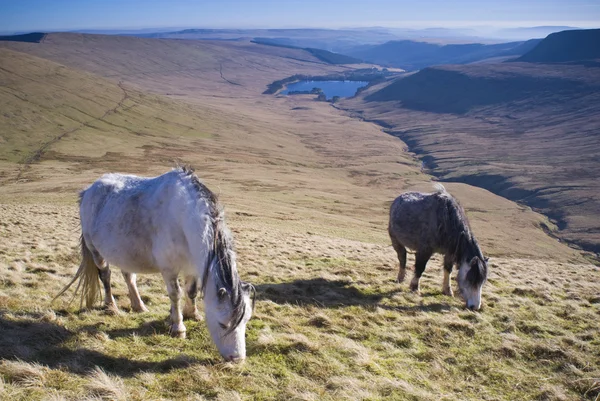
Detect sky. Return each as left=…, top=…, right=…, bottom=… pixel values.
left=1, top=0, right=599, bottom=33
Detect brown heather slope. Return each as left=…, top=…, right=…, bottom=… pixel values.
left=343, top=62, right=600, bottom=255
left=0, top=34, right=599, bottom=400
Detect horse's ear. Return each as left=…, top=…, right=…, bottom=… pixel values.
left=484, top=257, right=490, bottom=263
left=242, top=282, right=256, bottom=310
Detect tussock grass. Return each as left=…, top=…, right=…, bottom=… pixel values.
left=85, top=367, right=126, bottom=401
left=0, top=360, right=47, bottom=387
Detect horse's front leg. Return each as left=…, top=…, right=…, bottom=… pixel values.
left=442, top=254, right=454, bottom=297
left=162, top=273, right=186, bottom=338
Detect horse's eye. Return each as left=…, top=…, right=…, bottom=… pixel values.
left=219, top=322, right=228, bottom=330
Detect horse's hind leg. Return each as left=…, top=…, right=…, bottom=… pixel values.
left=162, top=272, right=186, bottom=338
left=183, top=275, right=203, bottom=321
left=442, top=254, right=454, bottom=296
left=91, top=249, right=119, bottom=313
left=122, top=272, right=149, bottom=312
left=410, top=250, right=432, bottom=293
left=389, top=232, right=407, bottom=283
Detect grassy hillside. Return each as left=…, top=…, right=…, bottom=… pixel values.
left=0, top=33, right=346, bottom=98
left=250, top=38, right=363, bottom=65
left=517, top=29, right=600, bottom=63
left=345, top=62, right=600, bottom=254
left=0, top=34, right=598, bottom=400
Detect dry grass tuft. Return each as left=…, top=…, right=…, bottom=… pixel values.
left=0, top=360, right=47, bottom=387
left=85, top=367, right=127, bottom=401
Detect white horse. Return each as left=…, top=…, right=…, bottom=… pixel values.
left=55, top=166, right=254, bottom=362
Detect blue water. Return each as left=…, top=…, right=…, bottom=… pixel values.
left=281, top=80, right=368, bottom=100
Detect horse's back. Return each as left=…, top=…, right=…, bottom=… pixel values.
left=80, top=170, right=204, bottom=273
left=388, top=189, right=445, bottom=251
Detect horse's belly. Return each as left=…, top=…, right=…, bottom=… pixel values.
left=103, top=249, right=160, bottom=274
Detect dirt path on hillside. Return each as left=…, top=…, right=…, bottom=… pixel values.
left=15, top=82, right=131, bottom=181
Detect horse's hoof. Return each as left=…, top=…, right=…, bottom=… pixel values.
left=132, top=304, right=149, bottom=313
left=185, top=312, right=203, bottom=321
left=104, top=304, right=121, bottom=315
left=170, top=322, right=187, bottom=338
left=170, top=327, right=187, bottom=338
left=442, top=288, right=454, bottom=297
left=396, top=270, right=406, bottom=283
left=172, top=330, right=186, bottom=339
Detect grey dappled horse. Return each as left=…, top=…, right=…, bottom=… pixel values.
left=55, top=166, right=254, bottom=362
left=388, top=184, right=488, bottom=310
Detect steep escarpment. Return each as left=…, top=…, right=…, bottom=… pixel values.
left=516, top=28, right=600, bottom=63
left=365, top=63, right=597, bottom=113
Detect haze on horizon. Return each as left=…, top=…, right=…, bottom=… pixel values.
left=1, top=0, right=599, bottom=35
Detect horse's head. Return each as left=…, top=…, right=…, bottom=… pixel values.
left=457, top=255, right=488, bottom=311
left=203, top=278, right=255, bottom=362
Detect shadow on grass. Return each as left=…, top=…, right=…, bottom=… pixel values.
left=256, top=278, right=456, bottom=313
left=256, top=277, right=452, bottom=313
left=0, top=312, right=211, bottom=377
left=256, top=278, right=391, bottom=308
left=81, top=318, right=171, bottom=339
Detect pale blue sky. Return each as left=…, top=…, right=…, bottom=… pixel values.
left=1, top=0, right=599, bottom=32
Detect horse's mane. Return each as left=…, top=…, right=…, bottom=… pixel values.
left=435, top=186, right=487, bottom=284
left=179, top=165, right=248, bottom=333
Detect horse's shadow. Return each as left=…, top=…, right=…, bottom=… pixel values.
left=0, top=312, right=212, bottom=378
left=255, top=277, right=452, bottom=313
left=81, top=318, right=171, bottom=340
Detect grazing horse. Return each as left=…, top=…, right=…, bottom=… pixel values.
left=388, top=184, right=488, bottom=310
left=55, top=166, right=254, bottom=362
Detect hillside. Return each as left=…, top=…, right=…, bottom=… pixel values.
left=345, top=39, right=541, bottom=70
left=517, top=28, right=600, bottom=63
left=251, top=38, right=363, bottom=65
left=0, top=32, right=350, bottom=99
left=0, top=33, right=598, bottom=400
left=345, top=62, right=600, bottom=254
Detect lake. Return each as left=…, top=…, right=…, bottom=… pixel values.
left=281, top=80, right=369, bottom=100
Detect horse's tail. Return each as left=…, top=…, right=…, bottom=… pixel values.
left=52, top=235, right=101, bottom=309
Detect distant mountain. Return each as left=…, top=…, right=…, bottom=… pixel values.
left=126, top=27, right=528, bottom=53
left=493, top=26, right=580, bottom=41
left=131, top=28, right=400, bottom=51
left=0, top=32, right=46, bottom=43
left=517, top=29, right=600, bottom=63
left=344, top=40, right=539, bottom=71
left=251, top=38, right=362, bottom=65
